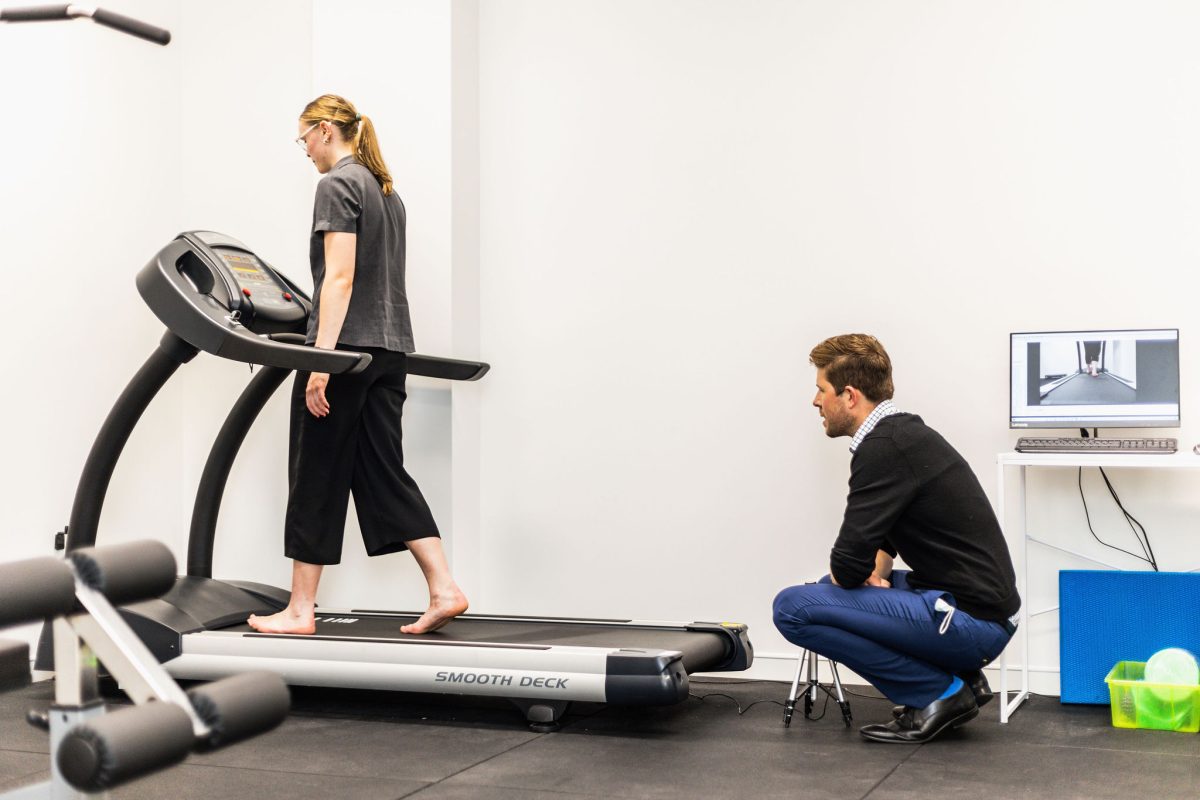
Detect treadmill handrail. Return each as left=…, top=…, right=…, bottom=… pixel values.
left=136, top=238, right=370, bottom=375
left=266, top=335, right=488, bottom=381
left=407, top=354, right=490, bottom=382
left=65, top=333, right=200, bottom=551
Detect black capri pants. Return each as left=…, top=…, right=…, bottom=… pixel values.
left=284, top=346, right=440, bottom=565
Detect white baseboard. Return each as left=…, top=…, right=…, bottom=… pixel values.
left=701, top=650, right=1064, bottom=698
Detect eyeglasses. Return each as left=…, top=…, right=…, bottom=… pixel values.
left=295, top=122, right=321, bottom=151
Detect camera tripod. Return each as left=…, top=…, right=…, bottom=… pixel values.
left=783, top=649, right=853, bottom=727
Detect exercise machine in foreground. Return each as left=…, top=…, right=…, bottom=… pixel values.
left=2, top=541, right=288, bottom=799
left=0, top=4, right=171, bottom=45
left=39, top=230, right=752, bottom=729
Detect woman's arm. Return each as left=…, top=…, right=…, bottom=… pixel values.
left=314, top=231, right=356, bottom=349
left=306, top=231, right=356, bottom=417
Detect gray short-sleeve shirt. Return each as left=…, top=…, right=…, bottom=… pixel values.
left=307, top=155, right=414, bottom=352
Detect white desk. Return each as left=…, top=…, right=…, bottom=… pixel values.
left=994, top=450, right=1200, bottom=722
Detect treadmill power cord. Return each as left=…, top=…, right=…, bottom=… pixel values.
left=689, top=691, right=786, bottom=717
left=688, top=679, right=897, bottom=719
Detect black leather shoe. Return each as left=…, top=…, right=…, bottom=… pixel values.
left=891, top=671, right=992, bottom=718
left=961, top=669, right=993, bottom=708
left=861, top=683, right=978, bottom=743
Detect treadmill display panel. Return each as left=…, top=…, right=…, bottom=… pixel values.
left=218, top=250, right=294, bottom=311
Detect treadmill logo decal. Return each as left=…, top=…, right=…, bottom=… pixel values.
left=434, top=671, right=569, bottom=690
left=317, top=617, right=359, bottom=624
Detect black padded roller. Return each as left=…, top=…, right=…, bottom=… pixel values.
left=188, top=671, right=290, bottom=748
left=0, top=556, right=75, bottom=629
left=1, top=639, right=31, bottom=692
left=56, top=701, right=194, bottom=792
left=66, top=541, right=177, bottom=606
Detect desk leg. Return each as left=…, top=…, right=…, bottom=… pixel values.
left=997, top=461, right=1030, bottom=723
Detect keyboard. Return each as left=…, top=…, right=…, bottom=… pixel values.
left=1015, top=437, right=1177, bottom=454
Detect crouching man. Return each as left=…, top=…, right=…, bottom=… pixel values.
left=773, top=334, right=1020, bottom=743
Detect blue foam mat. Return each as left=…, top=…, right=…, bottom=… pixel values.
left=1059, top=570, right=1200, bottom=704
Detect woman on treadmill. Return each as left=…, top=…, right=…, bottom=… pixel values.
left=248, top=94, right=468, bottom=636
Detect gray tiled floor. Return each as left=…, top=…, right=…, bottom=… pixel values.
left=1, top=678, right=1197, bottom=799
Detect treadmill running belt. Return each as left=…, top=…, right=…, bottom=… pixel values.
left=219, top=615, right=731, bottom=672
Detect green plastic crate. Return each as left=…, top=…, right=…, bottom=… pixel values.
left=1105, top=661, right=1200, bottom=733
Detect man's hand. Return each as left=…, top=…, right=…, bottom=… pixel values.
left=306, top=372, right=331, bottom=417
left=865, top=573, right=891, bottom=588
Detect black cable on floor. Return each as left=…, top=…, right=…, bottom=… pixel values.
left=689, top=691, right=785, bottom=716
left=805, top=690, right=832, bottom=721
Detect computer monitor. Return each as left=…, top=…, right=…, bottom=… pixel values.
left=1010, top=329, right=1180, bottom=430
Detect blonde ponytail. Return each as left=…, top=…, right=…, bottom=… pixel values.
left=354, top=115, right=393, bottom=196
left=300, top=94, right=394, bottom=195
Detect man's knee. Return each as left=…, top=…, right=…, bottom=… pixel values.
left=773, top=578, right=837, bottom=616
left=772, top=587, right=792, bottom=625
left=772, top=584, right=820, bottom=630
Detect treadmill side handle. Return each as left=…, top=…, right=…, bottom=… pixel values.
left=406, top=354, right=490, bottom=382
left=263, top=333, right=371, bottom=375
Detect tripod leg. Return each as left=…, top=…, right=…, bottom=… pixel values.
left=829, top=661, right=852, bottom=726
left=783, top=650, right=806, bottom=728
left=804, top=650, right=819, bottom=718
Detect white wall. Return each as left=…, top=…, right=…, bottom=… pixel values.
left=1041, top=341, right=1079, bottom=376
left=174, top=0, right=318, bottom=599
left=475, top=0, right=1200, bottom=685
left=0, top=1, right=462, bottom=648
left=1111, top=339, right=1136, bottom=381
left=0, top=0, right=184, bottom=646
left=308, top=0, right=458, bottom=610
left=5, top=1, right=1200, bottom=693
left=174, top=0, right=461, bottom=612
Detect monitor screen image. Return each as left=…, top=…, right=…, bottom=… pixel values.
left=1010, top=329, right=1180, bottom=429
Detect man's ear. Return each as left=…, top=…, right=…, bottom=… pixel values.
left=843, top=385, right=862, bottom=407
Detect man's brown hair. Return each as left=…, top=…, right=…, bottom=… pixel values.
left=809, top=334, right=894, bottom=403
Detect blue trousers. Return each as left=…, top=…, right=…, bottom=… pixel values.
left=772, top=572, right=1012, bottom=708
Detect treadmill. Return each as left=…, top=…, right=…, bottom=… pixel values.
left=40, top=231, right=753, bottom=729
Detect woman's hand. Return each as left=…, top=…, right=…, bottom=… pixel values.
left=306, top=372, right=331, bottom=417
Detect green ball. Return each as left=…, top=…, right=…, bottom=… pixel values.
left=1144, top=648, right=1199, bottom=702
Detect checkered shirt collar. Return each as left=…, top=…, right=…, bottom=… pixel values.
left=849, top=399, right=900, bottom=453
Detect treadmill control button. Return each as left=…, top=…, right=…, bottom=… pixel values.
left=283, top=292, right=293, bottom=301
left=242, top=288, right=252, bottom=296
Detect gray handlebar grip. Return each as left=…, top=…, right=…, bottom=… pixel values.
left=0, top=5, right=70, bottom=22
left=0, top=556, right=76, bottom=629
left=91, top=7, right=171, bottom=45
left=66, top=541, right=176, bottom=605
left=188, top=671, right=290, bottom=748
left=56, top=701, right=194, bottom=791
left=188, top=671, right=291, bottom=753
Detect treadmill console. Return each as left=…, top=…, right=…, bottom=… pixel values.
left=219, top=251, right=298, bottom=314
left=136, top=230, right=370, bottom=374
left=136, top=229, right=488, bottom=381
left=175, top=231, right=310, bottom=335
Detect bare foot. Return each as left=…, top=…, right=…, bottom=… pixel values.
left=247, top=609, right=316, bottom=635
left=401, top=588, right=469, bottom=634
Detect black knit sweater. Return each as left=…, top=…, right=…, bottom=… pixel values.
left=829, top=413, right=1021, bottom=623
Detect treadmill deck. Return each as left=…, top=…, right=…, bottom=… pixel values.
left=218, top=612, right=730, bottom=672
